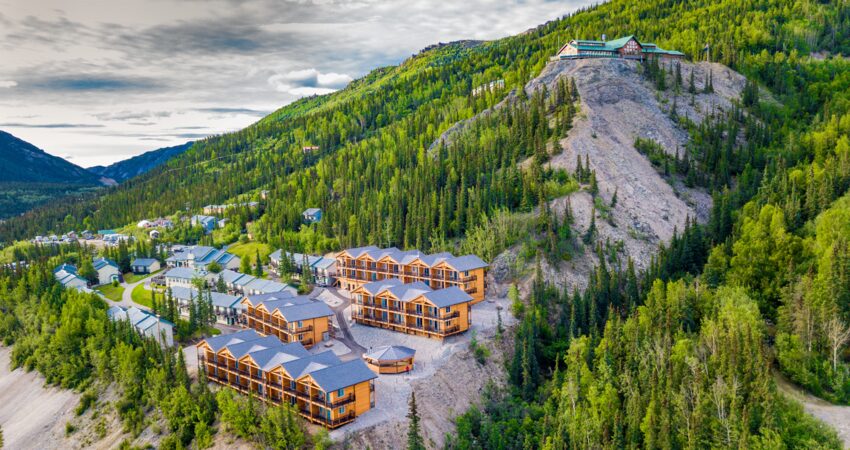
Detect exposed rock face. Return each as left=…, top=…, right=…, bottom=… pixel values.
left=526, top=58, right=744, bottom=291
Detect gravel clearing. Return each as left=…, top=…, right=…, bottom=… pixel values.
left=331, top=292, right=515, bottom=448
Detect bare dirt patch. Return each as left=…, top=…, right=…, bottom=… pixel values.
left=0, top=347, right=79, bottom=450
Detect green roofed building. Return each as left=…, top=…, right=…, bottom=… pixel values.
left=554, top=35, right=685, bottom=61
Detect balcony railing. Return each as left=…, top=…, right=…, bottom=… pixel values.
left=201, top=357, right=356, bottom=410
left=244, top=312, right=314, bottom=333
left=352, top=314, right=462, bottom=337
left=353, top=305, right=460, bottom=321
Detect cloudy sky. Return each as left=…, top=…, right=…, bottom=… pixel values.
left=0, top=0, right=591, bottom=167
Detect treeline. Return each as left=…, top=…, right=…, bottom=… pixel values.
left=0, top=261, right=324, bottom=449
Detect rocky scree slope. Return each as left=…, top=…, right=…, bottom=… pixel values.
left=491, top=58, right=746, bottom=291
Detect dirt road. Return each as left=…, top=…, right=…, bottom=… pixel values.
left=775, top=373, right=850, bottom=448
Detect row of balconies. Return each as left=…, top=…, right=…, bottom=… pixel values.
left=336, top=260, right=478, bottom=282
left=352, top=313, right=462, bottom=336
left=201, top=358, right=356, bottom=408
left=244, top=311, right=314, bottom=333
left=353, top=302, right=461, bottom=320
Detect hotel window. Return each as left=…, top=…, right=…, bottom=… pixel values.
left=290, top=380, right=296, bottom=390
left=337, top=388, right=345, bottom=397
left=423, top=268, right=429, bottom=276
left=297, top=320, right=303, bottom=328
left=339, top=406, right=346, bottom=414
left=445, top=307, right=451, bottom=313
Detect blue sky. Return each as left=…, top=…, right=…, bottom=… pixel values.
left=0, top=0, right=592, bottom=167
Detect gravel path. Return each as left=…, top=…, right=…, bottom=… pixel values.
left=315, top=288, right=367, bottom=360
left=775, top=373, right=850, bottom=448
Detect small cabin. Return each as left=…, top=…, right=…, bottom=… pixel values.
left=303, top=208, right=322, bottom=224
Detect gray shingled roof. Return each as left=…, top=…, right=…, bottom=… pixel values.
left=340, top=246, right=487, bottom=271
left=170, top=286, right=242, bottom=308
left=166, top=267, right=204, bottom=280
left=445, top=254, right=488, bottom=271
left=423, top=286, right=473, bottom=307
left=276, top=301, right=334, bottom=322
left=282, top=350, right=341, bottom=379
left=132, top=258, right=159, bottom=267
left=226, top=336, right=287, bottom=359
left=247, top=343, right=311, bottom=369
left=309, top=359, right=377, bottom=393
left=387, top=281, right=432, bottom=302
left=364, top=345, right=416, bottom=362
left=201, top=329, right=262, bottom=352
left=359, top=278, right=404, bottom=295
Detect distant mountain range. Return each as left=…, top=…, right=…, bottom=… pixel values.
left=0, top=130, right=107, bottom=185
left=88, top=141, right=193, bottom=182
left=0, top=131, right=192, bottom=219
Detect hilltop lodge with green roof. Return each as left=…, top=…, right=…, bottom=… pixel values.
left=554, top=35, right=685, bottom=61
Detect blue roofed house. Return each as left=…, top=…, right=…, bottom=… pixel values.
left=191, top=215, right=219, bottom=233
left=53, top=264, right=93, bottom=292
left=302, top=208, right=322, bottom=224
left=165, top=245, right=240, bottom=271
left=269, top=250, right=337, bottom=286
left=108, top=305, right=174, bottom=347
left=169, top=286, right=244, bottom=325
left=131, top=258, right=161, bottom=275
left=93, top=257, right=122, bottom=285
left=165, top=267, right=206, bottom=289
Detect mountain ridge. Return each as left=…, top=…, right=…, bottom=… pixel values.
left=0, top=130, right=106, bottom=185
left=87, top=141, right=194, bottom=183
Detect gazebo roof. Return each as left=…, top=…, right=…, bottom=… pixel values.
left=364, top=345, right=416, bottom=362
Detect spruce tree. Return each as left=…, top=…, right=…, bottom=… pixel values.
left=406, top=392, right=425, bottom=450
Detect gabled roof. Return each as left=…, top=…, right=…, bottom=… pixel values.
left=248, top=343, right=311, bottom=371
left=387, top=281, right=432, bottom=302
left=303, top=208, right=321, bottom=215
left=422, top=286, right=473, bottom=308
left=199, top=329, right=262, bottom=352
left=93, top=257, right=119, bottom=270
left=443, top=254, right=488, bottom=271
left=339, top=245, right=380, bottom=259
left=169, top=286, right=243, bottom=308
left=358, top=278, right=405, bottom=296
left=226, top=336, right=286, bottom=359
left=54, top=263, right=77, bottom=274
left=339, top=245, right=487, bottom=271
left=308, top=359, right=377, bottom=393
left=165, top=267, right=204, bottom=280
left=132, top=258, right=159, bottom=267
left=275, top=301, right=334, bottom=322
left=364, top=345, right=416, bottom=362
left=282, top=350, right=341, bottom=379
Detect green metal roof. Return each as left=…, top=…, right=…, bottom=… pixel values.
left=568, top=35, right=684, bottom=56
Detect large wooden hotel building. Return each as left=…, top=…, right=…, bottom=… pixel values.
left=351, top=279, right=473, bottom=339
left=240, top=292, right=334, bottom=349
left=336, top=246, right=488, bottom=303
left=197, top=329, right=377, bottom=428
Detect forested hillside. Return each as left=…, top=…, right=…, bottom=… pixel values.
left=1, top=0, right=850, bottom=448
left=0, top=131, right=106, bottom=219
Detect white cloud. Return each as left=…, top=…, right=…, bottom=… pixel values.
left=0, top=80, right=17, bottom=88
left=267, top=68, right=353, bottom=96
